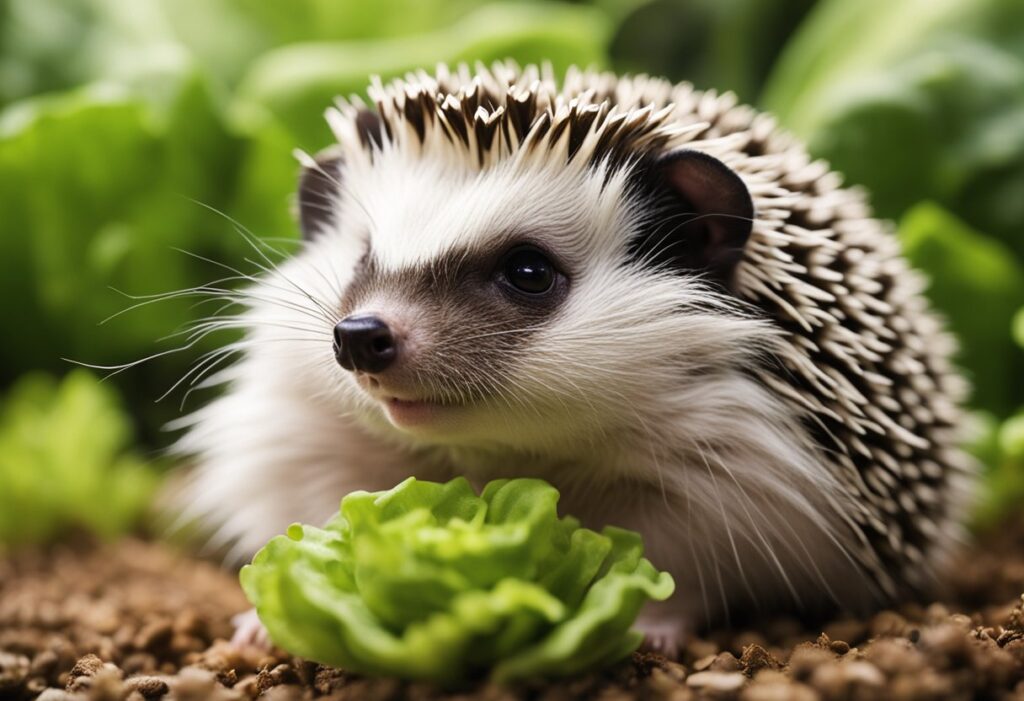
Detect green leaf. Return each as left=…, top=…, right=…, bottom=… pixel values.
left=0, top=66, right=284, bottom=439
left=241, top=477, right=674, bottom=684
left=232, top=2, right=611, bottom=150
left=898, top=202, right=1024, bottom=416
left=1013, top=308, right=1024, bottom=351
left=0, top=369, right=160, bottom=547
left=761, top=0, right=1024, bottom=254
left=160, top=0, right=485, bottom=87
left=609, top=0, right=816, bottom=102
left=973, top=407, right=1024, bottom=527
left=0, top=0, right=180, bottom=107
left=999, top=413, right=1024, bottom=461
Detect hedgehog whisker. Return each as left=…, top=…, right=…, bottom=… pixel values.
left=297, top=152, right=380, bottom=232
left=65, top=335, right=213, bottom=378
left=168, top=247, right=338, bottom=325
left=704, top=430, right=883, bottom=604
left=174, top=334, right=330, bottom=410
left=183, top=198, right=338, bottom=326
left=160, top=343, right=243, bottom=405
left=684, top=474, right=713, bottom=625
left=693, top=438, right=754, bottom=619
left=101, top=277, right=250, bottom=325
left=241, top=254, right=336, bottom=326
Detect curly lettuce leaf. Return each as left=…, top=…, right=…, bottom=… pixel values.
left=241, top=477, right=674, bottom=684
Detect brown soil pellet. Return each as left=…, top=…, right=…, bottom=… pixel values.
left=2, top=518, right=1024, bottom=700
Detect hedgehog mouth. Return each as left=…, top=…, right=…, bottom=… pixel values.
left=361, top=375, right=461, bottom=406
left=381, top=395, right=462, bottom=429
left=383, top=394, right=449, bottom=407
left=357, top=375, right=473, bottom=428
left=372, top=386, right=459, bottom=406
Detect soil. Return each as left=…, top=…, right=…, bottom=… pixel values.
left=1, top=521, right=1023, bottom=701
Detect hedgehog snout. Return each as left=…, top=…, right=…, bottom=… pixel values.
left=333, top=315, right=398, bottom=374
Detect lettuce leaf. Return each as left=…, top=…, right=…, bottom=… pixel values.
left=241, top=477, right=674, bottom=684
left=974, top=314, right=1024, bottom=525
left=0, top=55, right=313, bottom=437
left=0, top=369, right=159, bottom=547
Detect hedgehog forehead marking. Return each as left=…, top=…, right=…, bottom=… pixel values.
left=341, top=149, right=638, bottom=273
left=325, top=62, right=716, bottom=173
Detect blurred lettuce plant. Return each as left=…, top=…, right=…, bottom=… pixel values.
left=0, top=369, right=159, bottom=547
left=979, top=311, right=1024, bottom=524
left=0, top=70, right=257, bottom=439
left=763, top=0, right=1024, bottom=257
left=609, top=0, right=816, bottom=102
left=241, top=477, right=674, bottom=684
left=969, top=408, right=1024, bottom=527
left=897, top=203, right=1024, bottom=416
left=233, top=2, right=610, bottom=149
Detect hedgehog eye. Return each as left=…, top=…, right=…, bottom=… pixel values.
left=501, top=246, right=555, bottom=295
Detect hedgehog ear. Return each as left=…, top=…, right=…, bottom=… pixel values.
left=643, top=149, right=754, bottom=280
left=297, top=110, right=383, bottom=239
left=297, top=148, right=343, bottom=240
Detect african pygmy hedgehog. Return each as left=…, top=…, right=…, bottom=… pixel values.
left=173, top=62, right=975, bottom=651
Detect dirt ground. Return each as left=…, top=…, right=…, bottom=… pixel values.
left=1, top=520, right=1023, bottom=701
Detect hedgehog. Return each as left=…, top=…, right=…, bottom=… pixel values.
left=172, top=62, right=975, bottom=652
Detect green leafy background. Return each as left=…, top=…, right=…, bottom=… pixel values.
left=1, top=0, right=1022, bottom=541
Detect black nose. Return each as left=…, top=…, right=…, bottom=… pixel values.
left=333, top=315, right=397, bottom=373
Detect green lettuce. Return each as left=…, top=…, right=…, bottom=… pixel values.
left=970, top=408, right=1024, bottom=528
left=990, top=412, right=1024, bottom=522
left=240, top=477, right=674, bottom=684
left=975, top=311, right=1024, bottom=525
left=0, top=370, right=159, bottom=547
left=0, top=72, right=259, bottom=438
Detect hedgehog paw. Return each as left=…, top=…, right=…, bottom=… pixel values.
left=637, top=615, right=689, bottom=659
left=231, top=608, right=271, bottom=650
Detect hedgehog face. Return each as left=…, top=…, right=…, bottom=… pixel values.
left=293, top=141, right=765, bottom=454
left=285, top=67, right=763, bottom=450
left=313, top=156, right=631, bottom=444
